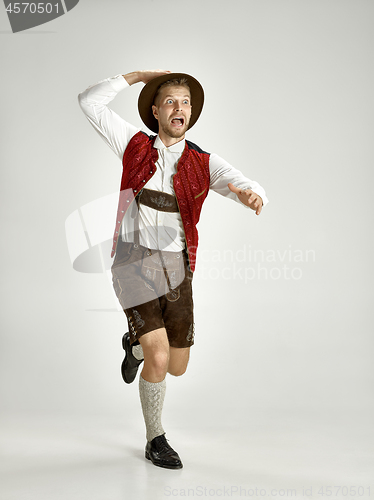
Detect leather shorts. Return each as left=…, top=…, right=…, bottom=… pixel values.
left=111, top=239, right=195, bottom=348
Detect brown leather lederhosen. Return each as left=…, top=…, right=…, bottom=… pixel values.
left=111, top=188, right=195, bottom=348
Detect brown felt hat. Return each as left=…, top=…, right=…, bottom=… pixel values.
left=138, top=73, right=204, bottom=134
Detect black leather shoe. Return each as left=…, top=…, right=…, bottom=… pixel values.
left=145, top=434, right=183, bottom=469
left=121, top=332, right=143, bottom=384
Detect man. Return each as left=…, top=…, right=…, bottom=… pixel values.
left=78, top=69, right=268, bottom=470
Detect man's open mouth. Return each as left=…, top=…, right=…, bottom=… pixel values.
left=171, top=117, right=184, bottom=127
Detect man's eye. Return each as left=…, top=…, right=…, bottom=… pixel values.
left=166, top=99, right=173, bottom=104
left=183, top=100, right=189, bottom=105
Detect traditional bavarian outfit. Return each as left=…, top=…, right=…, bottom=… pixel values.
left=78, top=72, right=269, bottom=469
left=111, top=130, right=211, bottom=348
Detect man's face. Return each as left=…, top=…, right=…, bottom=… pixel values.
left=152, top=85, right=192, bottom=141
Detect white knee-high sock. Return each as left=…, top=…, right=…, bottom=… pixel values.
left=132, top=344, right=144, bottom=361
left=139, top=375, right=166, bottom=442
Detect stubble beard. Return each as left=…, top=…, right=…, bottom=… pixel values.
left=160, top=118, right=190, bottom=140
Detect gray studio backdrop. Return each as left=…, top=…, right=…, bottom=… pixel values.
left=1, top=0, right=373, bottom=445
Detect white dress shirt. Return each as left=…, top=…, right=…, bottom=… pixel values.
left=78, top=75, right=269, bottom=252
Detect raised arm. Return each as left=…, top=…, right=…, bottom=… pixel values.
left=122, top=69, right=171, bottom=85
left=77, top=70, right=170, bottom=159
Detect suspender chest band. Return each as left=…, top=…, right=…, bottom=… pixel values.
left=137, top=188, right=179, bottom=213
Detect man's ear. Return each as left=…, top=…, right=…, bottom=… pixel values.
left=152, top=105, right=158, bottom=121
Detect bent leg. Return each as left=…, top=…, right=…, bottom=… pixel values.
left=168, top=347, right=190, bottom=377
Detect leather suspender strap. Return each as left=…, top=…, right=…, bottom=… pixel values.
left=131, top=194, right=141, bottom=247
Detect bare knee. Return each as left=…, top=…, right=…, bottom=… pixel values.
left=168, top=364, right=188, bottom=377
left=168, top=346, right=190, bottom=377
left=145, top=349, right=169, bottom=380
left=139, top=328, right=170, bottom=382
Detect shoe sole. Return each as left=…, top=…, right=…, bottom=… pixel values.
left=145, top=451, right=183, bottom=469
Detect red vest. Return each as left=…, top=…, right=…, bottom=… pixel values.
left=111, top=131, right=210, bottom=272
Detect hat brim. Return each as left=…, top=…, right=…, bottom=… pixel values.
left=138, top=73, right=204, bottom=134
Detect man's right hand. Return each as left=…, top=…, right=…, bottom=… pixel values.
left=123, top=70, right=171, bottom=86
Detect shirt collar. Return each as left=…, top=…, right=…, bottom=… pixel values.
left=154, top=135, right=185, bottom=153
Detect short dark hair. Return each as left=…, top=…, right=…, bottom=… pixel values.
left=153, top=78, right=191, bottom=106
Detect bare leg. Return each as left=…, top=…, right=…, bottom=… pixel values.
left=139, top=327, right=170, bottom=383
left=139, top=328, right=191, bottom=379
left=168, top=346, right=190, bottom=376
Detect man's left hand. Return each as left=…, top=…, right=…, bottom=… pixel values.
left=228, top=183, right=263, bottom=215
